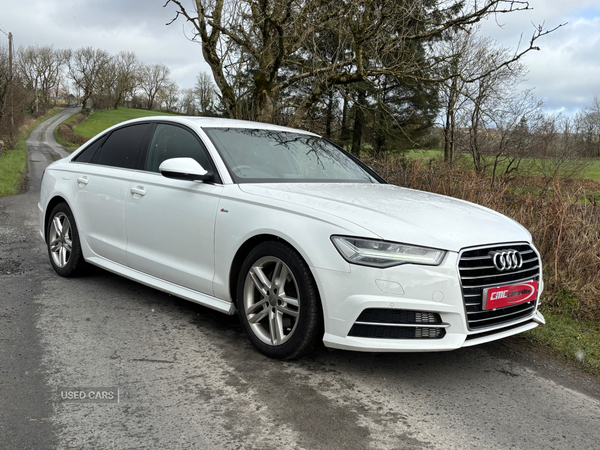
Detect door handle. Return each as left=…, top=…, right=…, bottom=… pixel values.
left=130, top=186, right=146, bottom=197
left=77, top=176, right=89, bottom=186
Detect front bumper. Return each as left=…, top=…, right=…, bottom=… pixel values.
left=313, top=251, right=544, bottom=352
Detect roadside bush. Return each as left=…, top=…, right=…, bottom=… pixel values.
left=364, top=155, right=600, bottom=323
left=57, top=114, right=90, bottom=146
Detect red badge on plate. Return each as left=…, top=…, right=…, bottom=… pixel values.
left=483, top=281, right=538, bottom=310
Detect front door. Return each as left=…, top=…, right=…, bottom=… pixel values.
left=125, top=123, right=223, bottom=295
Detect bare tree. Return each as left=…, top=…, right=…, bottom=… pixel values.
left=179, top=87, right=197, bottom=115
left=16, top=45, right=67, bottom=111
left=0, top=46, right=11, bottom=123
left=1, top=45, right=31, bottom=148
left=0, top=45, right=13, bottom=147
left=165, top=0, right=559, bottom=126
left=91, top=51, right=140, bottom=110
left=435, top=29, right=478, bottom=162
left=485, top=89, right=546, bottom=182
left=435, top=29, right=537, bottom=175
left=194, top=71, right=215, bottom=114
left=66, top=47, right=111, bottom=109
left=139, top=63, right=170, bottom=110
left=93, top=56, right=117, bottom=109
left=112, top=51, right=139, bottom=109
left=533, top=114, right=590, bottom=190
left=465, top=44, right=528, bottom=173
left=161, top=81, right=180, bottom=112
left=578, top=96, right=600, bottom=157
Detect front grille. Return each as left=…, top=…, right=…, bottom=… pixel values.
left=459, top=243, right=540, bottom=331
left=348, top=308, right=447, bottom=339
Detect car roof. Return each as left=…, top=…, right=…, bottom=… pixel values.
left=119, top=116, right=320, bottom=137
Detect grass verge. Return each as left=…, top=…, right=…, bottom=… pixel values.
left=525, top=305, right=600, bottom=377
left=54, top=112, right=84, bottom=152
left=0, top=108, right=62, bottom=197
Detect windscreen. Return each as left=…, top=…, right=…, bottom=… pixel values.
left=203, top=128, right=378, bottom=184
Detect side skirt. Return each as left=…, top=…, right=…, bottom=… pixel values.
left=85, top=255, right=236, bottom=315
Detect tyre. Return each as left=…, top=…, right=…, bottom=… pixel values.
left=46, top=203, right=86, bottom=277
left=237, top=241, right=323, bottom=360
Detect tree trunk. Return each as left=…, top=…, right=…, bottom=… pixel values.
left=325, top=90, right=333, bottom=138
left=443, top=75, right=458, bottom=163
left=351, top=90, right=366, bottom=157
left=471, top=103, right=482, bottom=173
left=341, top=92, right=350, bottom=142
left=113, top=92, right=122, bottom=110
left=255, top=88, right=275, bottom=123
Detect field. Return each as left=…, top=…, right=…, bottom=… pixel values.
left=580, top=159, right=600, bottom=181
left=401, top=148, right=600, bottom=184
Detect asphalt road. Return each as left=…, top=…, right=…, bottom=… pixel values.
left=2, top=110, right=600, bottom=449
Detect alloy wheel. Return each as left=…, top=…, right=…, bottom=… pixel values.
left=49, top=212, right=73, bottom=268
left=243, top=256, right=300, bottom=346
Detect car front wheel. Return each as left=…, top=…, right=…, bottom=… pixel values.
left=237, top=241, right=323, bottom=360
left=46, top=203, right=85, bottom=277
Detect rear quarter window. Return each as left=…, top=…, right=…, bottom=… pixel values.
left=72, top=137, right=104, bottom=163
left=95, top=124, right=151, bottom=169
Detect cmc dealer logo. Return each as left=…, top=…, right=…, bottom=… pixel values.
left=57, top=387, right=128, bottom=403
left=490, top=287, right=533, bottom=301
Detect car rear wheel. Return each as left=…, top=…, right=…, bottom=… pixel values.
left=237, top=241, right=323, bottom=360
left=47, top=203, right=85, bottom=277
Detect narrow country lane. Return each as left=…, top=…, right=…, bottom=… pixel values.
left=1, top=107, right=79, bottom=449
left=1, top=110, right=600, bottom=449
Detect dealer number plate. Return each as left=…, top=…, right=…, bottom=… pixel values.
left=482, top=281, right=538, bottom=310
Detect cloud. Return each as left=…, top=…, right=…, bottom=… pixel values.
left=3, top=0, right=210, bottom=89
left=2, top=0, right=599, bottom=112
left=478, top=0, right=600, bottom=114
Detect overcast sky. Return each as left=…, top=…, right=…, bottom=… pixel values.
left=1, top=0, right=599, bottom=115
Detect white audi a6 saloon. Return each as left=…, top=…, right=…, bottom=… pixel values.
left=39, top=116, right=544, bottom=359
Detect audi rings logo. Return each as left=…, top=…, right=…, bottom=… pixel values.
left=489, top=250, right=523, bottom=272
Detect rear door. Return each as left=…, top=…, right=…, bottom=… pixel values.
left=125, top=123, right=223, bottom=295
left=71, top=123, right=152, bottom=265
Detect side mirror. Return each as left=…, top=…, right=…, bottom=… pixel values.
left=159, top=157, right=213, bottom=182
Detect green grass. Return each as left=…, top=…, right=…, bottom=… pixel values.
left=579, top=159, right=600, bottom=182
left=525, top=304, right=600, bottom=377
left=402, top=148, right=444, bottom=159
left=401, top=148, right=600, bottom=183
left=74, top=108, right=177, bottom=138
left=0, top=108, right=62, bottom=197
left=527, top=287, right=600, bottom=378
left=0, top=147, right=28, bottom=197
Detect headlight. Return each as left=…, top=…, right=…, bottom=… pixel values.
left=331, top=236, right=446, bottom=268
